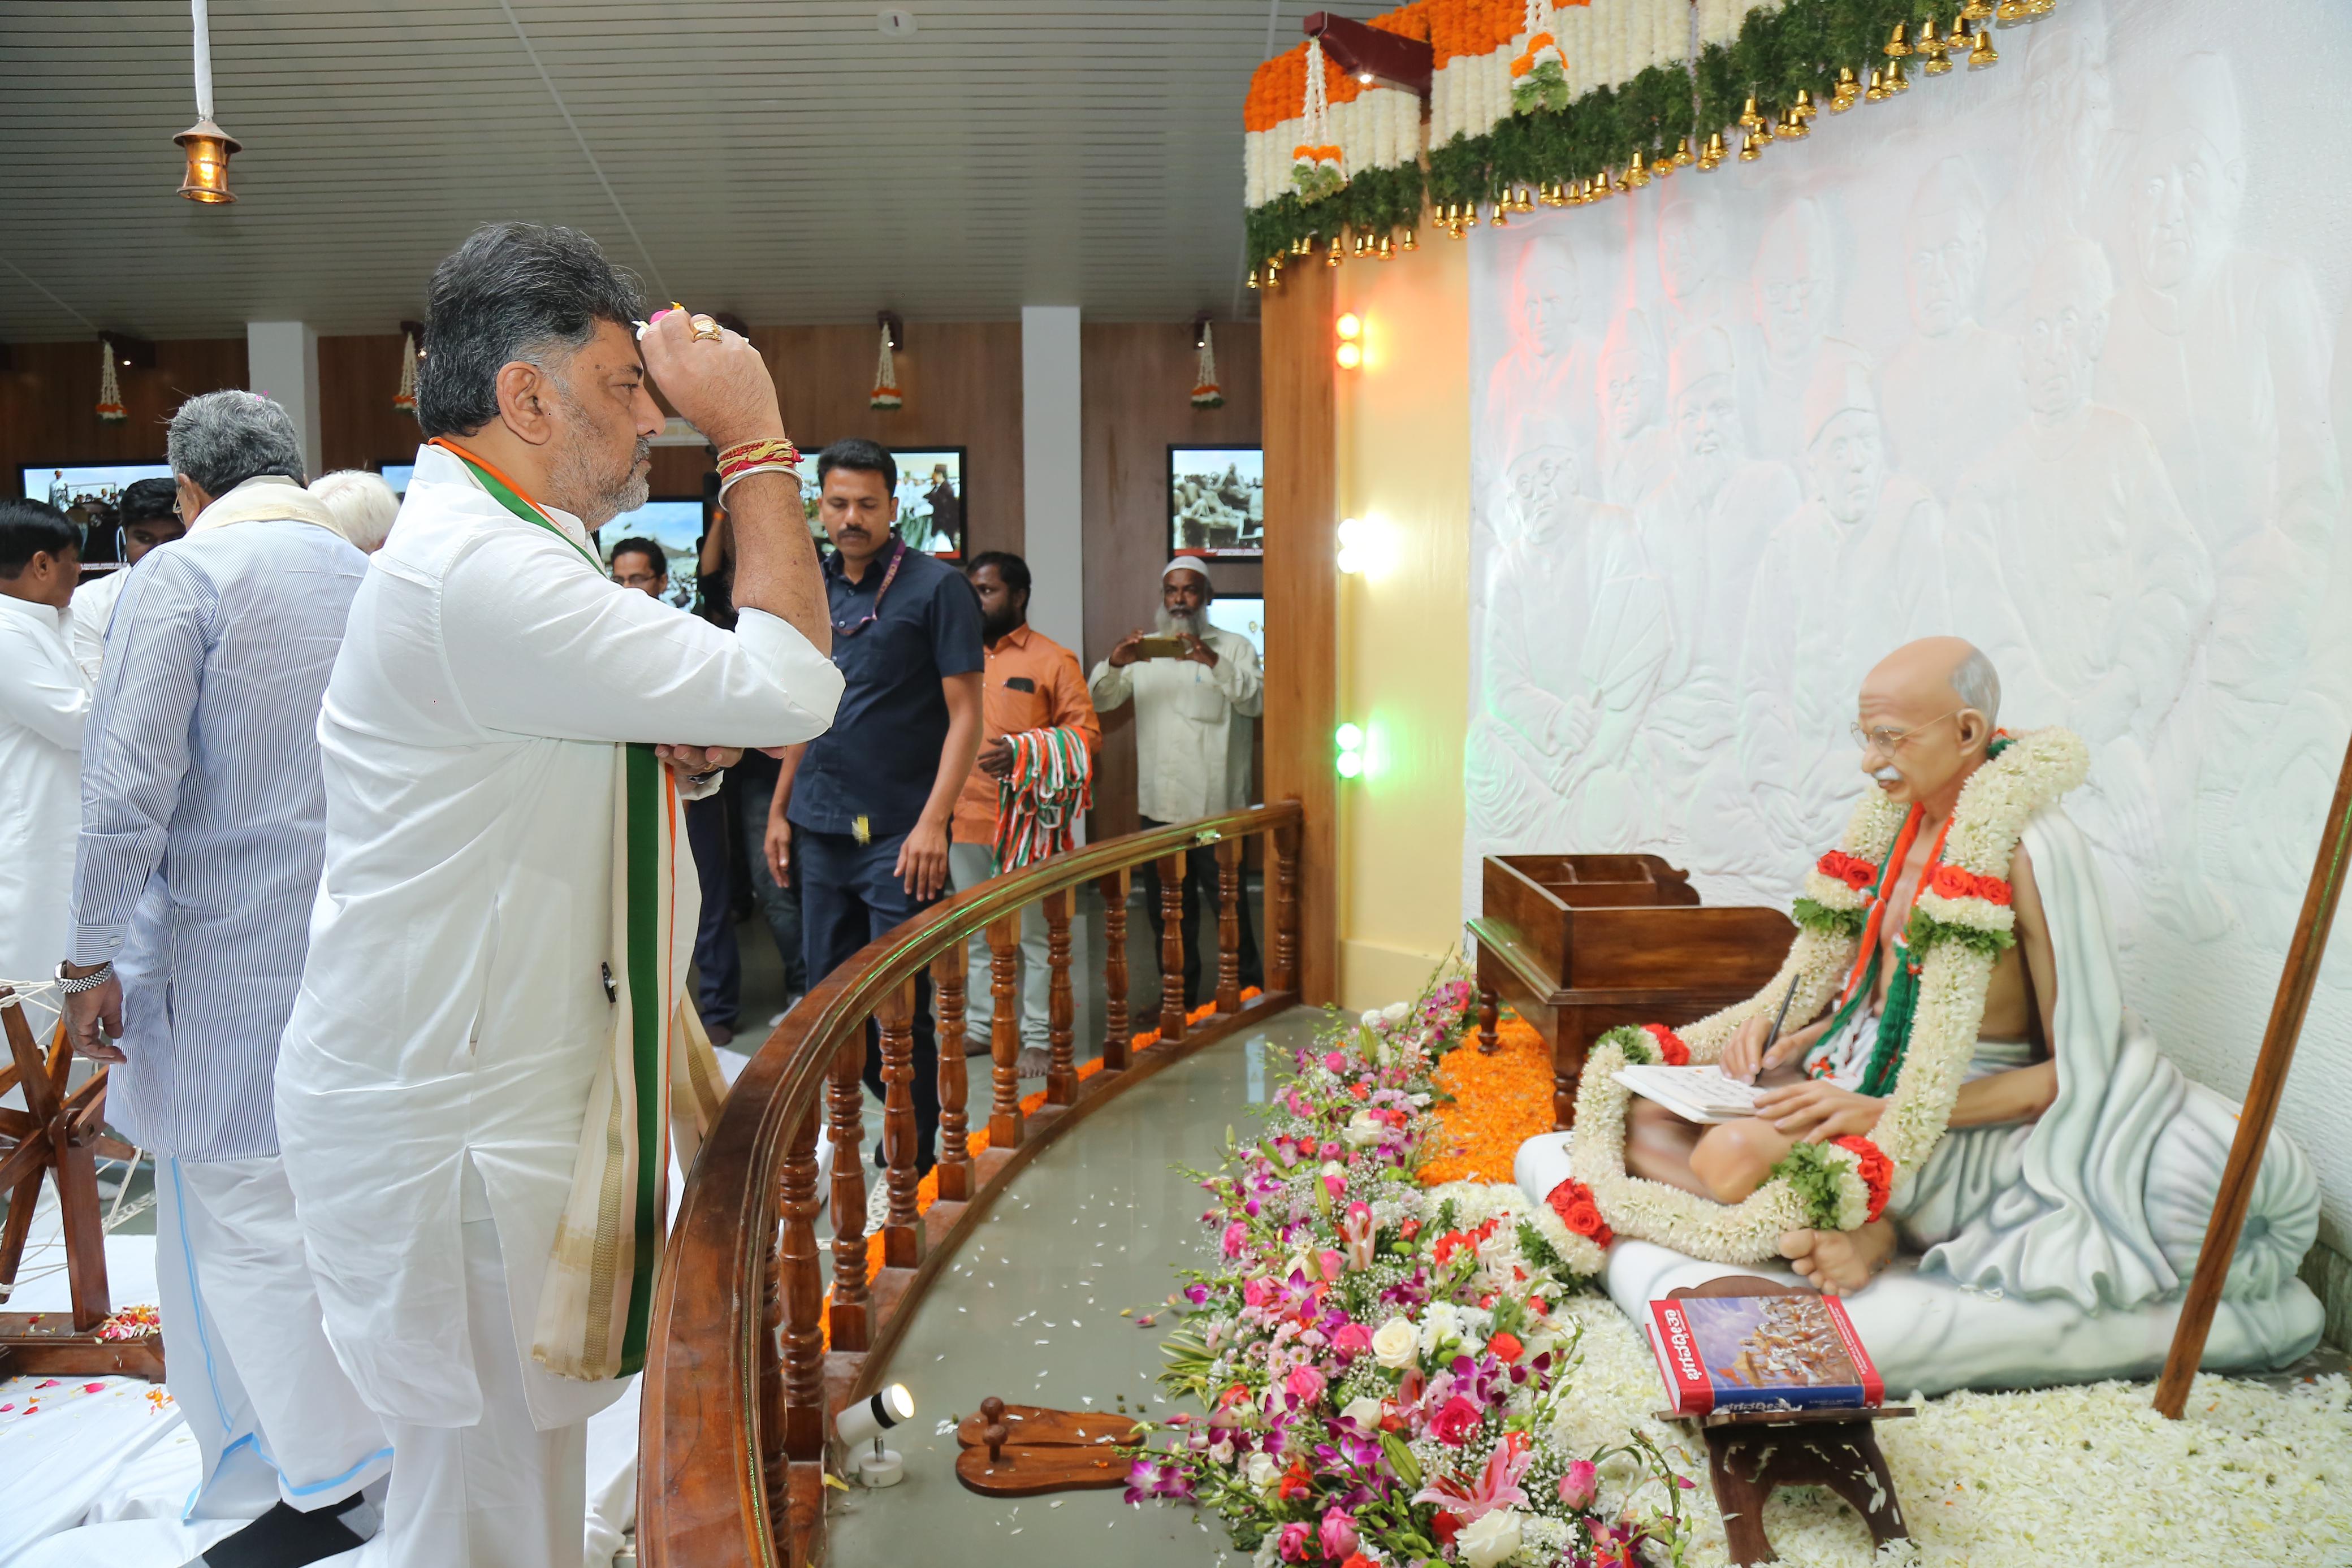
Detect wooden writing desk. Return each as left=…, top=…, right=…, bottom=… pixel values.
left=1466, top=854, right=1792, bottom=1127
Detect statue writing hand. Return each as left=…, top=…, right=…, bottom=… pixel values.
left=1753, top=1080, right=1883, bottom=1143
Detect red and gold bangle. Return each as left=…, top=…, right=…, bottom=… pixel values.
left=717, top=436, right=799, bottom=482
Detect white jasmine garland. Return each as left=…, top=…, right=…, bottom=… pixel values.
left=1574, top=729, right=2089, bottom=1259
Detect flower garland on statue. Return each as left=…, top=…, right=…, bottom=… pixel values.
left=1291, top=37, right=1347, bottom=203
left=1124, top=968, right=1698, bottom=1564
left=1508, top=0, right=1571, bottom=116
left=1567, top=727, right=2087, bottom=1262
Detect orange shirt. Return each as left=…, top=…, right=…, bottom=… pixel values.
left=952, top=622, right=1102, bottom=846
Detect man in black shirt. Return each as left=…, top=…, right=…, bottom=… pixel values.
left=765, top=439, right=983, bottom=1169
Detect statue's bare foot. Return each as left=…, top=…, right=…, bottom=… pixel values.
left=1778, top=1220, right=1896, bottom=1296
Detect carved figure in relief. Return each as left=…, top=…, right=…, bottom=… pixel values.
left=1484, top=237, right=1597, bottom=477
left=1878, top=158, right=2026, bottom=504
left=1983, top=0, right=2125, bottom=331
left=1594, top=309, right=1674, bottom=509
left=1655, top=190, right=1740, bottom=336
left=1743, top=197, right=1865, bottom=457
left=1741, top=354, right=1946, bottom=858
left=1538, top=639, right=2321, bottom=1392
left=1944, top=238, right=2209, bottom=909
left=1467, top=444, right=1667, bottom=852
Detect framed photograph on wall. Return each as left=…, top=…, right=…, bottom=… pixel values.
left=790, top=445, right=967, bottom=560
left=1167, top=444, right=1263, bottom=559
left=21, top=461, right=174, bottom=508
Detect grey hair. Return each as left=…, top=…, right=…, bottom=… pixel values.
left=1952, top=646, right=2001, bottom=726
left=167, top=390, right=308, bottom=493
left=416, top=222, right=644, bottom=438
left=309, top=470, right=400, bottom=553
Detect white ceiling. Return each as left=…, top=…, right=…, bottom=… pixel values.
left=0, top=0, right=1388, bottom=340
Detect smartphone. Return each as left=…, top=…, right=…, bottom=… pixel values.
left=1135, top=635, right=1188, bottom=660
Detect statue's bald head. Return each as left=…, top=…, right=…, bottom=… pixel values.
left=1856, top=638, right=2001, bottom=811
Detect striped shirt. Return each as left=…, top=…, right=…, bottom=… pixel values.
left=71, top=518, right=366, bottom=1159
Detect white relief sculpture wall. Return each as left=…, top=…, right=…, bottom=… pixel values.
left=1463, top=0, right=2352, bottom=1227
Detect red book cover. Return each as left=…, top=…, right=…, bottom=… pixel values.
left=1648, top=1293, right=1883, bottom=1415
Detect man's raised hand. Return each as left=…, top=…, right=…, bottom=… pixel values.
left=637, top=309, right=784, bottom=452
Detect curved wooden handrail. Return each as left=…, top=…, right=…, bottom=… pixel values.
left=640, top=800, right=1304, bottom=1567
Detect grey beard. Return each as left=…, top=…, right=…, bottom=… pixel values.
left=1156, top=607, right=1204, bottom=637
left=555, top=436, right=652, bottom=529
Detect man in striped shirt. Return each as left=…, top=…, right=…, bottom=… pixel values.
left=63, top=391, right=390, bottom=1563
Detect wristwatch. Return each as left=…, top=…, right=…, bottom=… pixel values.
left=55, top=959, right=113, bottom=993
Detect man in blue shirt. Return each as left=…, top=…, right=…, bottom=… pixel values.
left=764, top=439, right=983, bottom=1169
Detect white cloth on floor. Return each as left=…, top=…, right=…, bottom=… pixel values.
left=0, top=591, right=89, bottom=984
left=382, top=1192, right=586, bottom=1568
left=154, top=1155, right=391, bottom=1516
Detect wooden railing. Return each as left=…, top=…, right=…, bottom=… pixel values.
left=638, top=801, right=1306, bottom=1567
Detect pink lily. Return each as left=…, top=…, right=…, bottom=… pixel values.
left=1411, top=1430, right=1532, bottom=1524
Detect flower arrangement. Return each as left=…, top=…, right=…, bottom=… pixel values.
left=1124, top=969, right=1697, bottom=1564
left=1570, top=727, right=2087, bottom=1258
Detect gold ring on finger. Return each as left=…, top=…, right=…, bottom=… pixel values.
left=690, top=313, right=723, bottom=342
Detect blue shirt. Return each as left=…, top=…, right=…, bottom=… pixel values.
left=70, top=510, right=366, bottom=1159
left=787, top=539, right=984, bottom=838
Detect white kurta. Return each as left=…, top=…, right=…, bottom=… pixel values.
left=1087, top=626, right=1263, bottom=822
left=276, top=443, right=843, bottom=1431
left=67, top=566, right=128, bottom=685
left=0, top=592, right=90, bottom=982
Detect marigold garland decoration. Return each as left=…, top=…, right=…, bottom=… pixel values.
left=96, top=343, right=127, bottom=424
left=869, top=324, right=901, bottom=412
left=1191, top=322, right=1225, bottom=410
left=394, top=330, right=418, bottom=417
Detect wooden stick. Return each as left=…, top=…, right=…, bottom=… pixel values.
left=2152, top=725, right=2352, bottom=1417
left=931, top=947, right=972, bottom=1202
left=985, top=916, right=1023, bottom=1148
left=1043, top=889, right=1076, bottom=1106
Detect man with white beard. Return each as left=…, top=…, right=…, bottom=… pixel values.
left=1878, top=158, right=2026, bottom=502
left=1467, top=444, right=1667, bottom=851
left=1593, top=309, right=1675, bottom=508
left=1947, top=238, right=2209, bottom=893
left=1741, top=355, right=1946, bottom=855
left=1483, top=237, right=1594, bottom=465
left=1744, top=196, right=1865, bottom=457
left=1635, top=326, right=1798, bottom=883
left=1982, top=0, right=2126, bottom=330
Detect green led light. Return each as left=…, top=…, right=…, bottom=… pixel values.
left=1334, top=722, right=1365, bottom=751
left=1336, top=752, right=1363, bottom=779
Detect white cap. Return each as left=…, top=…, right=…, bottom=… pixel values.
left=1162, top=557, right=1214, bottom=590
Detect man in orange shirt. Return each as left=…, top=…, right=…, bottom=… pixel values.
left=950, top=551, right=1100, bottom=1076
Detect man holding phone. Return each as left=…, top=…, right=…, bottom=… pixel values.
left=1089, top=558, right=1264, bottom=1007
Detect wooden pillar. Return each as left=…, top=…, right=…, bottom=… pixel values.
left=1214, top=836, right=1243, bottom=1013
left=1158, top=852, right=1189, bottom=1042
left=1271, top=821, right=1301, bottom=995
left=875, top=977, right=922, bottom=1269
left=1261, top=264, right=1339, bottom=1005
left=931, top=947, right=972, bottom=1203
left=1043, top=889, right=1076, bottom=1106
left=779, top=1102, right=826, bottom=1460
left=825, top=1038, right=869, bottom=1350
left=1477, top=984, right=1500, bottom=1055
left=1099, top=867, right=1132, bottom=1072
left=985, top=916, right=1024, bottom=1148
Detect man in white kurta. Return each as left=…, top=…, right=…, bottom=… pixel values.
left=67, top=476, right=184, bottom=684
left=0, top=500, right=89, bottom=985
left=275, top=224, right=842, bottom=1568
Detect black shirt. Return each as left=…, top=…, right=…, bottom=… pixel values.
left=786, top=539, right=985, bottom=839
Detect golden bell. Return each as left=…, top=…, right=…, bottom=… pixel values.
left=1884, top=57, right=1909, bottom=93
left=1922, top=20, right=1956, bottom=73
left=1865, top=67, right=1887, bottom=101
left=1489, top=201, right=1510, bottom=227
left=1327, top=233, right=1345, bottom=266
left=1627, top=150, right=1651, bottom=188
left=1778, top=111, right=1810, bottom=141
left=1792, top=88, right=1815, bottom=120
left=1401, top=228, right=1418, bottom=251
left=1377, top=235, right=1394, bottom=261
left=1651, top=149, right=1675, bottom=182
left=1830, top=66, right=1861, bottom=111
left=1246, top=266, right=1260, bottom=290
left=2030, top=0, right=2055, bottom=14
left=1967, top=26, right=1999, bottom=67
left=1995, top=0, right=2030, bottom=25
left=1739, top=132, right=1764, bottom=162
left=1960, top=0, right=1992, bottom=18
left=1739, top=94, right=1765, bottom=131
left=1700, top=132, right=1727, bottom=170
left=1514, top=185, right=1534, bottom=213
left=1672, top=136, right=1696, bottom=168
left=1291, top=235, right=1311, bottom=256
left=174, top=117, right=241, bottom=204
left=1884, top=21, right=1912, bottom=57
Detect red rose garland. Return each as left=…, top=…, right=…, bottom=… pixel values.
left=1545, top=1176, right=1615, bottom=1250
left=1816, top=849, right=1878, bottom=891
left=1640, top=1023, right=1690, bottom=1066
left=1926, top=863, right=2013, bottom=906
left=1832, top=1136, right=1893, bottom=1223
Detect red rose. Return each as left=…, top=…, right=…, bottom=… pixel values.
left=1833, top=1136, right=1894, bottom=1223
left=1976, top=875, right=2013, bottom=907
left=1432, top=1511, right=1463, bottom=1545
left=1277, top=1460, right=1313, bottom=1500
left=1926, top=863, right=1975, bottom=900
left=1643, top=1023, right=1690, bottom=1066
left=1489, top=1331, right=1524, bottom=1363
left=1432, top=1396, right=1482, bottom=1446
left=1818, top=850, right=1877, bottom=891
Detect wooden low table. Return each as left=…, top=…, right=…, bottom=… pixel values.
left=1659, top=1278, right=1911, bottom=1566
left=1469, top=854, right=1792, bottom=1126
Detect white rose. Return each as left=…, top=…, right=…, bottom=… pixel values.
left=1244, top=1450, right=1281, bottom=1489
left=1382, top=1000, right=1410, bottom=1024
left=1341, top=1394, right=1383, bottom=1428
left=1457, top=1506, right=1524, bottom=1568
left=1361, top=1008, right=1386, bottom=1028
left=1370, top=1316, right=1419, bottom=1369
left=1321, top=1160, right=1347, bottom=1181
left=1344, top=1111, right=1384, bottom=1148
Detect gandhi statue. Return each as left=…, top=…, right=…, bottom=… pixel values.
left=1520, top=636, right=2324, bottom=1391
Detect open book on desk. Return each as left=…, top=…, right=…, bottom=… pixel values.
left=1614, top=1064, right=1762, bottom=1125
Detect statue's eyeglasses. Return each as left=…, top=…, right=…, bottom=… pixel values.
left=1850, top=708, right=1962, bottom=756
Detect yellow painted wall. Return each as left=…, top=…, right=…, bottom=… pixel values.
left=1331, top=239, right=1473, bottom=1011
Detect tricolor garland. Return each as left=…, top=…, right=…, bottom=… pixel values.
left=870, top=325, right=901, bottom=411
left=991, top=726, right=1094, bottom=873
left=394, top=331, right=418, bottom=417
left=1191, top=322, right=1225, bottom=410
left=1569, top=727, right=2087, bottom=1259
left=1291, top=36, right=1346, bottom=203
left=96, top=343, right=127, bottom=424
left=1508, top=0, right=1570, bottom=115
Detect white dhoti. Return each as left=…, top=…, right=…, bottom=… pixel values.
left=154, top=1155, right=391, bottom=1518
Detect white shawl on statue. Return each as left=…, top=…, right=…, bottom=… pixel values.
left=1891, top=805, right=2320, bottom=1313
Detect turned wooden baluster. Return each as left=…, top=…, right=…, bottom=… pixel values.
left=1477, top=985, right=1501, bottom=1055
left=1158, top=851, right=1189, bottom=1042
left=1272, top=822, right=1300, bottom=995
left=876, top=976, right=923, bottom=1269
left=780, top=1101, right=826, bottom=1461
left=1214, top=836, right=1243, bottom=1014
left=1044, top=888, right=1077, bottom=1106
left=826, top=1037, right=870, bottom=1349
left=986, top=915, right=1024, bottom=1148
left=931, top=947, right=972, bottom=1203
left=1099, top=867, right=1132, bottom=1073
left=758, top=1158, right=789, bottom=1560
